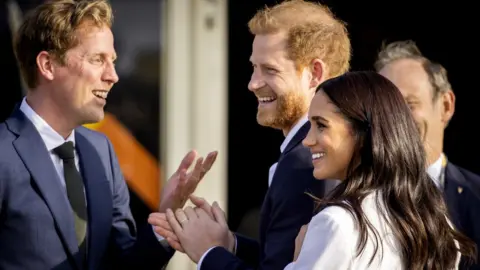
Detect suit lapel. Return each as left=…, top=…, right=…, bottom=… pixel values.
left=6, top=109, right=79, bottom=256
left=444, top=162, right=468, bottom=230
left=75, top=130, right=112, bottom=270
left=281, top=122, right=310, bottom=157
left=260, top=122, right=310, bottom=240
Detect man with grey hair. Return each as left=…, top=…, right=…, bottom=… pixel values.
left=376, top=40, right=480, bottom=269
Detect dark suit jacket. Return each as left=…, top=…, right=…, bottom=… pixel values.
left=200, top=122, right=337, bottom=270
left=445, top=162, right=480, bottom=270
left=0, top=108, right=174, bottom=270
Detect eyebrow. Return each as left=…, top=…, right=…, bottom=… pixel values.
left=310, top=115, right=328, bottom=123
left=92, top=52, right=117, bottom=61
left=405, top=95, right=420, bottom=102
left=249, top=58, right=279, bottom=68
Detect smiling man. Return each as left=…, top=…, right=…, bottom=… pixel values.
left=0, top=1, right=217, bottom=269
left=152, top=1, right=351, bottom=270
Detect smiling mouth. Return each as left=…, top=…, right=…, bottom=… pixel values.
left=258, top=96, right=277, bottom=104
left=92, top=90, right=108, bottom=99
left=312, top=152, right=325, bottom=160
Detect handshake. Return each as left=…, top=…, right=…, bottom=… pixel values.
left=146, top=150, right=235, bottom=263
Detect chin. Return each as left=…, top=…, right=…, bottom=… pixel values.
left=313, top=168, right=328, bottom=180
left=83, top=111, right=105, bottom=125
left=256, top=113, right=275, bottom=127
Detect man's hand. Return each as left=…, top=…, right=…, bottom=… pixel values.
left=158, top=150, right=217, bottom=213
left=148, top=195, right=217, bottom=252
left=165, top=201, right=235, bottom=263
left=293, top=224, right=309, bottom=261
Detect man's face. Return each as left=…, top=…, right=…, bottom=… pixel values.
left=248, top=32, right=312, bottom=131
left=51, top=23, right=119, bottom=126
left=379, top=59, right=448, bottom=163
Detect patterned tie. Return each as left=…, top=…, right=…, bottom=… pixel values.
left=53, top=141, right=88, bottom=248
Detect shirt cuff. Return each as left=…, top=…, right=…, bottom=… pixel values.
left=197, top=235, right=237, bottom=270
left=197, top=246, right=218, bottom=270
left=151, top=225, right=171, bottom=250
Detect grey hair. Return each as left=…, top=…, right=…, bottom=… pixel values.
left=374, top=40, right=452, bottom=100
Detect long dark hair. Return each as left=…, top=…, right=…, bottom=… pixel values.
left=314, top=71, right=476, bottom=269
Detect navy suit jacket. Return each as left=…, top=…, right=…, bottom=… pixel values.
left=201, top=122, right=337, bottom=270
left=0, top=108, right=174, bottom=270
left=444, top=162, right=480, bottom=270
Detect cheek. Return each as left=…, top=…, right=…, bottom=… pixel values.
left=323, top=132, right=356, bottom=177
left=329, top=139, right=354, bottom=165
left=75, top=72, right=99, bottom=100
left=411, top=109, right=427, bottom=121
left=266, top=78, right=285, bottom=96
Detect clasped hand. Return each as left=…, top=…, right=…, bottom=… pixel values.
left=149, top=195, right=235, bottom=263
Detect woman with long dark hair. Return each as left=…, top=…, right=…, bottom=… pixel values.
left=285, top=71, right=476, bottom=269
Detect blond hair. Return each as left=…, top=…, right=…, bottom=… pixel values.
left=14, top=0, right=113, bottom=89
left=375, top=40, right=452, bottom=100
left=248, top=0, right=351, bottom=78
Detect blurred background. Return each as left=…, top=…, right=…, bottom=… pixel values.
left=1, top=0, right=478, bottom=269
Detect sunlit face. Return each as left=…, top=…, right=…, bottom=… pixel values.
left=248, top=31, right=312, bottom=131
left=302, top=90, right=357, bottom=180
left=378, top=59, right=447, bottom=164
left=50, top=23, right=119, bottom=126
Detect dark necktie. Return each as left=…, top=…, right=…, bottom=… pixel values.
left=53, top=141, right=88, bottom=248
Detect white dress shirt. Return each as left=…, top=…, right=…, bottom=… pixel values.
left=283, top=193, right=403, bottom=269
left=283, top=192, right=460, bottom=270
left=20, top=98, right=79, bottom=188
left=427, top=154, right=444, bottom=188
left=268, top=116, right=308, bottom=186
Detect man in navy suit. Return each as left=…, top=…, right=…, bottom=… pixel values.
left=0, top=1, right=217, bottom=269
left=149, top=1, right=351, bottom=269
left=376, top=40, right=480, bottom=269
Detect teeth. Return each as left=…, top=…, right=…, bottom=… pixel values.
left=93, top=90, right=108, bottom=99
left=258, top=97, right=276, bottom=103
left=312, top=153, right=325, bottom=160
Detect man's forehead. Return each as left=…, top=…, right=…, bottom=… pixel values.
left=72, top=26, right=116, bottom=55
left=381, top=59, right=426, bottom=80
left=252, top=32, right=287, bottom=51
left=251, top=35, right=289, bottom=63
left=381, top=59, right=431, bottom=91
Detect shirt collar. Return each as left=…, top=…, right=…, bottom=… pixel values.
left=20, top=97, right=75, bottom=151
left=427, top=154, right=444, bottom=186
left=280, top=115, right=308, bottom=153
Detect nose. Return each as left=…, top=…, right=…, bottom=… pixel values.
left=248, top=69, right=266, bottom=92
left=103, top=62, right=119, bottom=85
left=302, top=125, right=315, bottom=148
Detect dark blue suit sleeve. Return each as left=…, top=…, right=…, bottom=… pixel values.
left=106, top=139, right=174, bottom=269
left=461, top=169, right=480, bottom=270
left=201, top=246, right=255, bottom=270
left=200, top=166, right=317, bottom=270
left=257, top=167, right=316, bottom=270
left=235, top=234, right=261, bottom=265
left=0, top=162, right=5, bottom=222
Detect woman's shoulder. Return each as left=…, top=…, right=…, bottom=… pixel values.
left=311, top=193, right=388, bottom=241
left=311, top=204, right=357, bottom=236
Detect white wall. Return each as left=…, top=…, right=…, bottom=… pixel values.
left=162, top=0, right=228, bottom=269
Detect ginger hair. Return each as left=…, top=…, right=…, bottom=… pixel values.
left=248, top=0, right=351, bottom=78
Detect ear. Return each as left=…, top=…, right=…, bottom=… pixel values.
left=36, top=51, right=56, bottom=81
left=440, top=90, right=455, bottom=126
left=308, top=58, right=326, bottom=89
